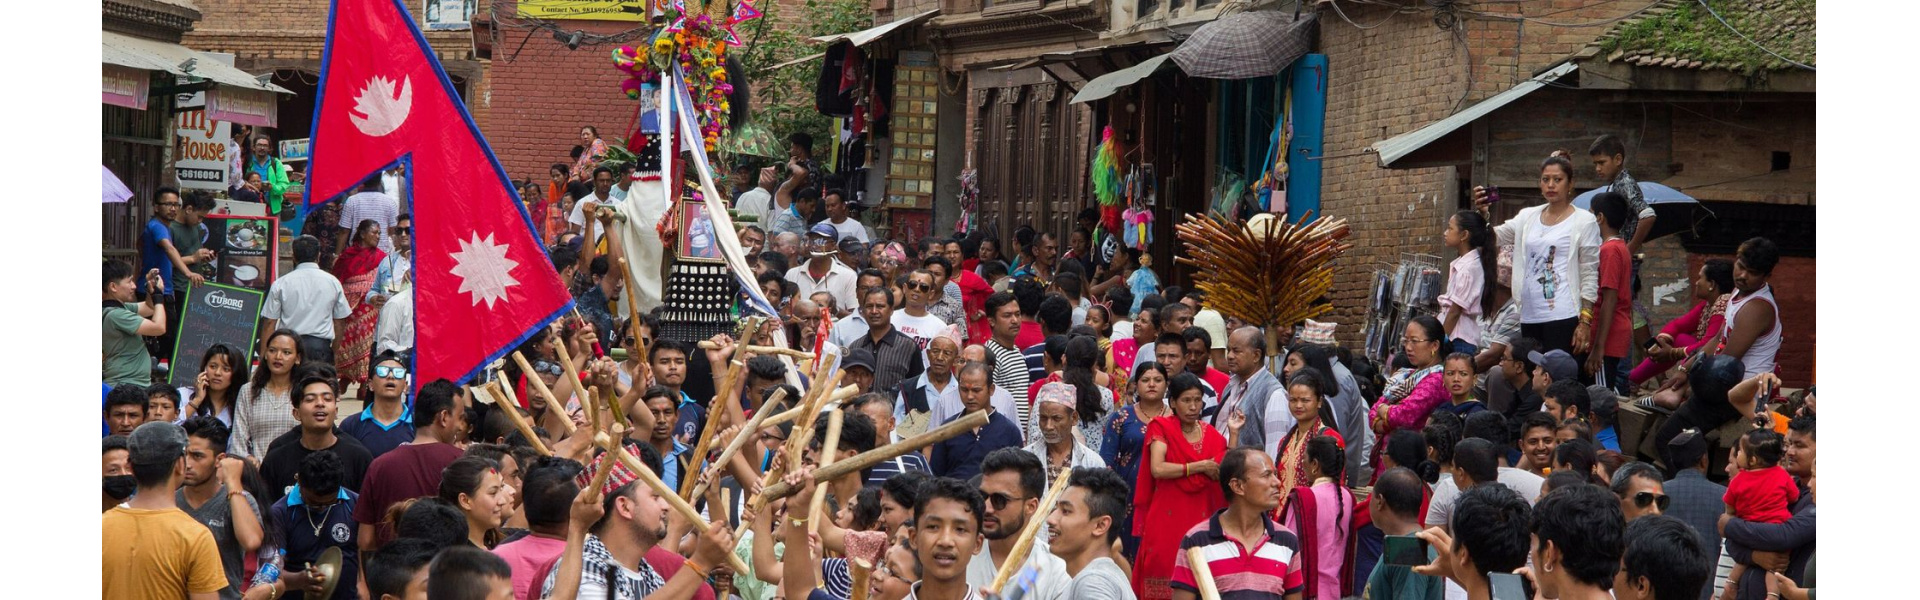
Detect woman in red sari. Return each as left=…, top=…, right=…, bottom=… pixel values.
left=332, top=219, right=387, bottom=388
left=1132, top=371, right=1242, bottom=600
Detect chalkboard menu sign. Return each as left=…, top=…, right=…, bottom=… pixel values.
left=168, top=283, right=264, bottom=387
left=203, top=214, right=279, bottom=292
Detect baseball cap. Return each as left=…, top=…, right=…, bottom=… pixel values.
left=127, top=421, right=189, bottom=466
left=842, top=348, right=876, bottom=372
left=1527, top=349, right=1579, bottom=383
left=808, top=222, right=838, bottom=239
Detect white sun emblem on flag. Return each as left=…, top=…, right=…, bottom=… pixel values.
left=449, top=232, right=520, bottom=309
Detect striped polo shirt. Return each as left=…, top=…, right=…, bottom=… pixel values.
left=1171, top=509, right=1305, bottom=600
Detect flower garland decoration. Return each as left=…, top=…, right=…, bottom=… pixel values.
left=608, top=0, right=761, bottom=154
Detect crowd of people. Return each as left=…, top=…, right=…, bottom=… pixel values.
left=103, top=131, right=1813, bottom=600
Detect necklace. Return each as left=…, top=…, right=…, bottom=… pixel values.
left=306, top=503, right=334, bottom=539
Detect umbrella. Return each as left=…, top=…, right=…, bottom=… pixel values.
left=720, top=120, right=787, bottom=162
left=1574, top=182, right=1715, bottom=241
left=1169, top=11, right=1317, bottom=80
left=103, top=165, right=132, bottom=203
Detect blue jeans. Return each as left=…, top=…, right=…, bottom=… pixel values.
left=1449, top=338, right=1478, bottom=358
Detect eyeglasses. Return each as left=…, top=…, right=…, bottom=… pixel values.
left=1402, top=337, right=1432, bottom=345
left=984, top=492, right=1024, bottom=511
left=392, top=227, right=410, bottom=235
left=1632, top=491, right=1671, bottom=511
left=530, top=361, right=565, bottom=376
left=906, top=281, right=935, bottom=291
left=157, top=202, right=182, bottom=207
left=373, top=365, right=410, bottom=379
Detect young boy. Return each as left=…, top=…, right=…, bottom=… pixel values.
left=146, top=384, right=182, bottom=425
left=1434, top=352, right=1487, bottom=418
left=1719, top=429, right=1799, bottom=600
left=1587, top=191, right=1635, bottom=395
left=1590, top=135, right=1658, bottom=351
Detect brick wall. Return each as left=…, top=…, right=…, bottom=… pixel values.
left=482, top=15, right=643, bottom=180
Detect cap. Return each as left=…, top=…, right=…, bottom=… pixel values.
left=842, top=348, right=876, bottom=372
left=1527, top=349, right=1579, bottom=383
left=1666, top=428, right=1709, bottom=470
left=127, top=421, right=189, bottom=466
left=1298, top=319, right=1337, bottom=347
left=1193, top=309, right=1229, bottom=350
left=576, top=441, right=644, bottom=499
left=1036, top=381, right=1077, bottom=408
left=808, top=222, right=838, bottom=239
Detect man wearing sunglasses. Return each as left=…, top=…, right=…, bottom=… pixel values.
left=967, top=448, right=1071, bottom=600
left=1610, top=461, right=1670, bottom=521
left=353, top=379, right=469, bottom=550
left=787, top=223, right=859, bottom=314
left=367, top=214, right=412, bottom=308
left=339, top=351, right=416, bottom=459
left=893, top=270, right=950, bottom=358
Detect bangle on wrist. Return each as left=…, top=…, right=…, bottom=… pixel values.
left=684, top=559, right=712, bottom=579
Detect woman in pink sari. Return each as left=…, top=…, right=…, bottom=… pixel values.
left=1132, top=371, right=1241, bottom=600
left=1280, top=435, right=1355, bottom=600
left=1108, top=306, right=1158, bottom=399
left=332, top=219, right=387, bottom=387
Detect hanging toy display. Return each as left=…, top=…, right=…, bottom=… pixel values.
left=1122, top=163, right=1156, bottom=250
left=1090, top=126, right=1125, bottom=233
left=955, top=168, right=980, bottom=235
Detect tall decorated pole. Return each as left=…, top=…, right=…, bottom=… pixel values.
left=306, top=0, right=574, bottom=388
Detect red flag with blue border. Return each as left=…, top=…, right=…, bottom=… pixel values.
left=307, top=0, right=572, bottom=388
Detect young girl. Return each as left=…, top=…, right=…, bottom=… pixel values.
left=1720, top=429, right=1800, bottom=600
left=1439, top=210, right=1497, bottom=356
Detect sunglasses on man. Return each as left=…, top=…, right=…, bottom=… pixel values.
left=1632, top=491, right=1671, bottom=511
left=373, top=365, right=410, bottom=379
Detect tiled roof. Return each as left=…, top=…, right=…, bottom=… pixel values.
left=1588, top=0, right=1814, bottom=73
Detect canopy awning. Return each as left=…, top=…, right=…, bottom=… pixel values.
left=1369, top=62, right=1576, bottom=168
left=811, top=9, right=939, bottom=47
left=1068, top=54, right=1175, bottom=104
left=102, top=31, right=292, bottom=95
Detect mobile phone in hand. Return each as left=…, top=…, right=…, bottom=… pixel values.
left=1382, top=534, right=1429, bottom=567
left=1488, top=572, right=1530, bottom=600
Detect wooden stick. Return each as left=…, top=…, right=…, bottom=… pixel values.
left=848, top=558, right=873, bottom=600
left=1186, top=547, right=1223, bottom=600
left=987, top=466, right=1074, bottom=595
left=581, top=427, right=622, bottom=503
left=471, top=383, right=550, bottom=456
left=689, top=388, right=791, bottom=501
left=748, top=353, right=841, bottom=515
left=807, top=409, right=845, bottom=539
left=583, top=384, right=602, bottom=435
left=758, top=402, right=810, bottom=428
left=681, top=357, right=747, bottom=499
left=760, top=410, right=991, bottom=500
left=595, top=432, right=752, bottom=574
left=511, top=351, right=576, bottom=437
left=551, top=329, right=587, bottom=410
left=696, top=341, right=817, bottom=361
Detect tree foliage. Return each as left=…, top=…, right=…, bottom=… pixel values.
left=730, top=0, right=871, bottom=159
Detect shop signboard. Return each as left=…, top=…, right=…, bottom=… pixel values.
left=202, top=214, right=281, bottom=293
left=517, top=0, right=647, bottom=21
left=174, top=92, right=232, bottom=191
left=103, top=64, right=148, bottom=110
left=207, top=86, right=279, bottom=128
left=425, top=0, right=476, bottom=29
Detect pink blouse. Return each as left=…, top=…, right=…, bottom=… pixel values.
left=1438, top=249, right=1485, bottom=345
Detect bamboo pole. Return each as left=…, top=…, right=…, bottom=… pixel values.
left=986, top=466, right=1075, bottom=595
left=551, top=328, right=588, bottom=409
left=696, top=341, right=817, bottom=361
left=511, top=351, right=576, bottom=437
left=807, top=409, right=845, bottom=540
left=681, top=357, right=747, bottom=499
left=595, top=432, right=752, bottom=574
left=1186, top=547, right=1223, bottom=600
left=471, top=383, right=550, bottom=456
left=688, top=387, right=791, bottom=501
left=848, top=558, right=873, bottom=600
left=759, top=410, right=991, bottom=500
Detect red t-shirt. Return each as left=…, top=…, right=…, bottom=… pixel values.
left=1199, top=367, right=1231, bottom=398
left=1597, top=239, right=1635, bottom=358
left=1724, top=465, right=1800, bottom=524
left=645, top=545, right=718, bottom=600
left=352, top=441, right=466, bottom=546
left=956, top=269, right=995, bottom=344
left=1016, top=320, right=1044, bottom=350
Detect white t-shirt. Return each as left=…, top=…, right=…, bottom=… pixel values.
left=1519, top=211, right=1585, bottom=322
left=735, top=187, right=773, bottom=223
left=569, top=191, right=612, bottom=242
left=892, top=310, right=948, bottom=364
left=829, top=217, right=870, bottom=243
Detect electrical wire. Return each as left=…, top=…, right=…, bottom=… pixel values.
left=1325, top=0, right=1408, bottom=30
left=1460, top=0, right=1664, bottom=28
left=1692, top=0, right=1814, bottom=71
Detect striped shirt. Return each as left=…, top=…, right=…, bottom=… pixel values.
left=1173, top=509, right=1306, bottom=600
left=864, top=452, right=933, bottom=488
left=851, top=327, right=927, bottom=396
left=986, top=340, right=1032, bottom=428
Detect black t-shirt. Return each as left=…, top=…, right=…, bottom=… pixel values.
left=260, top=430, right=373, bottom=504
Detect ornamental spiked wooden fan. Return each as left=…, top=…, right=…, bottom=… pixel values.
left=1174, top=211, right=1353, bottom=356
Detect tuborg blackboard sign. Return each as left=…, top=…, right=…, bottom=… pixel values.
left=168, top=283, right=264, bottom=387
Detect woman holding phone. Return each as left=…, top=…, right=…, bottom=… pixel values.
left=1474, top=153, right=1602, bottom=355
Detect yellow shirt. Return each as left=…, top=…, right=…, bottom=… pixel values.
left=103, top=507, right=228, bottom=599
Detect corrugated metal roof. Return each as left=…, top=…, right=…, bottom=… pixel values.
left=1068, top=54, right=1174, bottom=105
left=811, top=9, right=939, bottom=47
left=1370, top=62, right=1576, bottom=168
left=102, top=31, right=292, bottom=94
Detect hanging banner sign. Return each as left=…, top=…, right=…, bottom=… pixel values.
left=207, top=86, right=279, bottom=128
left=518, top=0, right=648, bottom=21
left=103, top=65, right=149, bottom=110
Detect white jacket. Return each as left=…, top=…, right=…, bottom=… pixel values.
left=1494, top=204, right=1601, bottom=321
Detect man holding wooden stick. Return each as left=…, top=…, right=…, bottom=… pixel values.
left=1170, top=447, right=1304, bottom=600
left=966, top=448, right=1070, bottom=600
left=540, top=440, right=734, bottom=600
